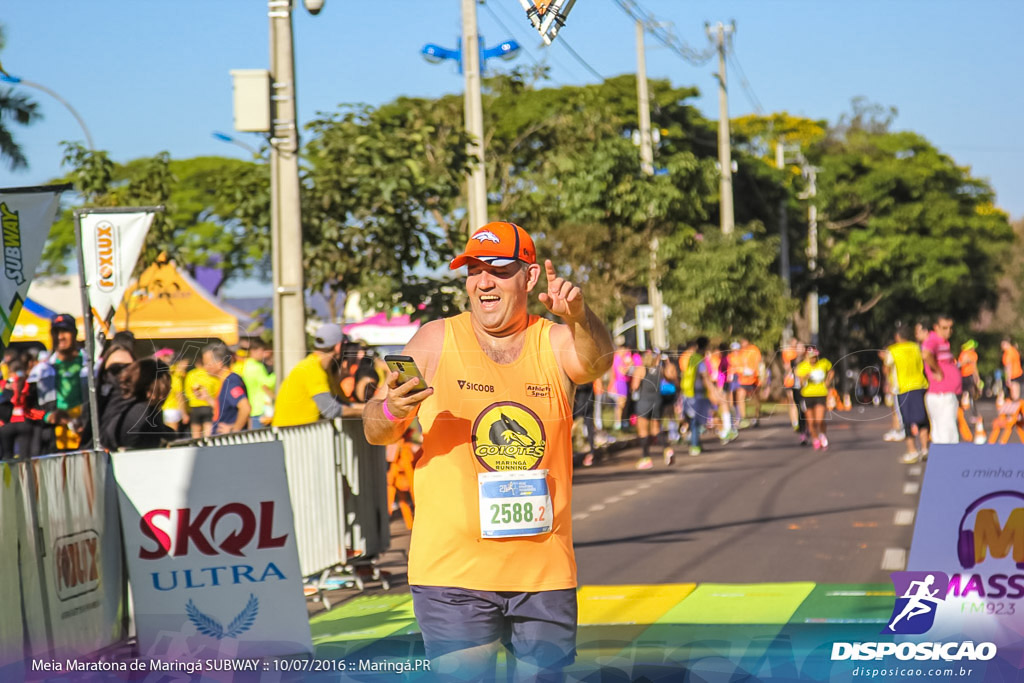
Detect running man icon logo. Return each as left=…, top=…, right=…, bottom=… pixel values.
left=473, top=230, right=501, bottom=244
left=883, top=571, right=949, bottom=635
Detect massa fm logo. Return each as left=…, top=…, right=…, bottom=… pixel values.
left=473, top=230, right=501, bottom=244
left=472, top=402, right=546, bottom=471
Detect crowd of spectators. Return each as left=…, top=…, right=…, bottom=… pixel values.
left=0, top=316, right=387, bottom=460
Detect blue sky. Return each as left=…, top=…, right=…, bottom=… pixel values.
left=2, top=0, right=1022, bottom=287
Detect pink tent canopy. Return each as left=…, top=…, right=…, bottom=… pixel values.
left=343, top=313, right=420, bottom=346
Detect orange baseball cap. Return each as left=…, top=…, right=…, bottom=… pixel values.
left=449, top=221, right=537, bottom=270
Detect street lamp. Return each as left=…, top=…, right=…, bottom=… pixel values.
left=212, top=131, right=262, bottom=158
left=421, top=9, right=521, bottom=236
left=0, top=73, right=95, bottom=150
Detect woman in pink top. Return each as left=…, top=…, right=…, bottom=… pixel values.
left=610, top=346, right=633, bottom=430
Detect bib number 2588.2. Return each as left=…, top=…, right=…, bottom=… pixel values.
left=478, top=470, right=553, bottom=538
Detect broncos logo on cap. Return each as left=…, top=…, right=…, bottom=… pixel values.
left=473, top=230, right=501, bottom=244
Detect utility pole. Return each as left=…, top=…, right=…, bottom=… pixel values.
left=462, top=0, right=488, bottom=235
left=635, top=20, right=667, bottom=350
left=804, top=166, right=819, bottom=346
left=707, top=21, right=735, bottom=235
left=776, top=142, right=792, bottom=342
left=268, top=0, right=307, bottom=381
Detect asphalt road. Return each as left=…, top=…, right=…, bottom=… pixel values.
left=570, top=403, right=924, bottom=585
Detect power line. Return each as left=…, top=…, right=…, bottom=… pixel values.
left=557, top=37, right=605, bottom=81
left=727, top=49, right=764, bottom=115
left=611, top=0, right=716, bottom=65
left=482, top=0, right=542, bottom=68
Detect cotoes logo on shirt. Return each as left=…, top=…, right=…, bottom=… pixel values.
left=472, top=402, right=546, bottom=471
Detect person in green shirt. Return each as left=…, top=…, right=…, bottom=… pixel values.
left=239, top=338, right=276, bottom=429
left=796, top=345, right=834, bottom=450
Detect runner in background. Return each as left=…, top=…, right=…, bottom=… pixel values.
left=714, top=342, right=738, bottom=443
left=888, top=326, right=930, bottom=464
left=783, top=341, right=809, bottom=444
left=958, top=340, right=982, bottom=436
left=796, top=345, right=834, bottom=450
left=735, top=338, right=763, bottom=428
left=610, top=342, right=632, bottom=430
left=881, top=346, right=905, bottom=443
left=1001, top=338, right=1022, bottom=401
left=921, top=315, right=961, bottom=444
left=681, top=336, right=716, bottom=456
left=632, top=349, right=664, bottom=470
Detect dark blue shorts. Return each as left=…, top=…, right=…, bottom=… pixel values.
left=410, top=585, right=577, bottom=670
left=898, top=389, right=928, bottom=429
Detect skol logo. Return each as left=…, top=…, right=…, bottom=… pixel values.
left=54, top=530, right=101, bottom=601
left=139, top=501, right=288, bottom=559
left=95, top=220, right=117, bottom=292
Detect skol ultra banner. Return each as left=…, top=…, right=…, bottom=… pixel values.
left=112, top=443, right=313, bottom=661
left=0, top=187, right=64, bottom=345
left=77, top=210, right=155, bottom=325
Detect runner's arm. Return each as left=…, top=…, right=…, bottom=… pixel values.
left=363, top=320, right=441, bottom=445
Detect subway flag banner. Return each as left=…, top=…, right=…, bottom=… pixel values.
left=112, top=443, right=313, bottom=660
left=78, top=210, right=156, bottom=325
left=907, top=445, right=1024, bottom=667
left=0, top=187, right=64, bottom=345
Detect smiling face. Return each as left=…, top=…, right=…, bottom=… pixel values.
left=465, top=259, right=541, bottom=336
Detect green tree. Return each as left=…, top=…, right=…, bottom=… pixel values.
left=809, top=100, right=1014, bottom=347
left=302, top=97, right=472, bottom=318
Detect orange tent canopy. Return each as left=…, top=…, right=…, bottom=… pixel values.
left=112, top=261, right=244, bottom=345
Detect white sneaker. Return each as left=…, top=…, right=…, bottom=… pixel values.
left=883, top=430, right=905, bottom=442
left=900, top=451, right=920, bottom=464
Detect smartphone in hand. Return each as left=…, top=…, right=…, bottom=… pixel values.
left=384, top=355, right=429, bottom=393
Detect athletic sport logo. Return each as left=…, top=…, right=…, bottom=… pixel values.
left=473, top=230, right=501, bottom=244
left=472, top=402, right=546, bottom=471
left=883, top=571, right=948, bottom=635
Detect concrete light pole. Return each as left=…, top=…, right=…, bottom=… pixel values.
left=635, top=20, right=667, bottom=350
left=462, top=0, right=488, bottom=236
left=268, top=0, right=307, bottom=381
left=707, top=21, right=735, bottom=235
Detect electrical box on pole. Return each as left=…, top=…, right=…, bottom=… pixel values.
left=230, top=69, right=271, bottom=133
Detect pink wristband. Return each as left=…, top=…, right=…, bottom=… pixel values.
left=381, top=400, right=402, bottom=423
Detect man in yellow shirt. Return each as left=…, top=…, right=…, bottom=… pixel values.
left=889, top=326, right=930, bottom=464
left=272, top=323, right=358, bottom=427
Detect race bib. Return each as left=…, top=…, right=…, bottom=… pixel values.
left=478, top=470, right=553, bottom=539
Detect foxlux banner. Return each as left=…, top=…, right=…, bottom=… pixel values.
left=112, top=443, right=312, bottom=660
left=0, top=187, right=62, bottom=345
left=906, top=444, right=1024, bottom=668
left=77, top=210, right=155, bottom=325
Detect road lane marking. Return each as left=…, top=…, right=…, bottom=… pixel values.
left=903, top=482, right=920, bottom=495
left=908, top=465, right=922, bottom=477
left=881, top=548, right=907, bottom=571
left=621, top=489, right=639, bottom=497
left=605, top=496, right=622, bottom=505
left=573, top=513, right=589, bottom=521
left=894, top=509, right=915, bottom=526
left=588, top=504, right=606, bottom=513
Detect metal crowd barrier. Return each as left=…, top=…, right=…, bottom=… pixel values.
left=172, top=419, right=390, bottom=585
left=1, top=419, right=388, bottom=670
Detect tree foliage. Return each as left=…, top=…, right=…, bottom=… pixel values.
left=809, top=100, right=1013, bottom=346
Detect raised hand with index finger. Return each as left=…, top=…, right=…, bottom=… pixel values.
left=538, top=259, right=585, bottom=324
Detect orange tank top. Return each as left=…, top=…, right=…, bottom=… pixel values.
left=409, top=312, right=576, bottom=591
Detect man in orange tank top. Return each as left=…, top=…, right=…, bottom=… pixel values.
left=363, top=222, right=614, bottom=681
